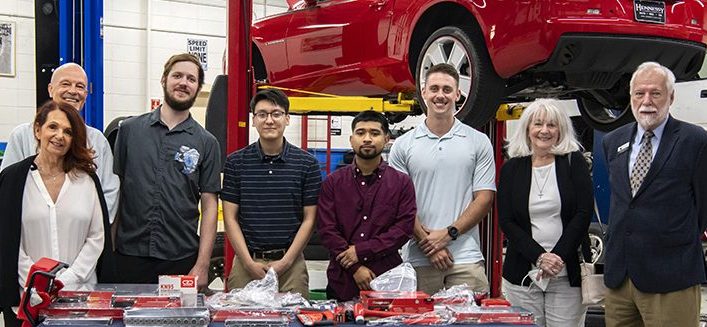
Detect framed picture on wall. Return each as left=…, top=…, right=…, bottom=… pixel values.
left=0, top=21, right=15, bottom=77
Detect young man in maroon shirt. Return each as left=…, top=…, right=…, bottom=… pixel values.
left=317, top=110, right=416, bottom=301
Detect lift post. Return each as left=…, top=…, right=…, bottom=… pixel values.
left=224, top=0, right=253, bottom=286
left=488, top=103, right=526, bottom=297
left=57, top=0, right=104, bottom=130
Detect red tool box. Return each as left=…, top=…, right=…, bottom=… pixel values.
left=358, top=291, right=434, bottom=318
left=40, top=291, right=124, bottom=319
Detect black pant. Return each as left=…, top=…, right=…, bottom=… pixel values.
left=114, top=252, right=198, bottom=283
left=3, top=305, right=21, bottom=327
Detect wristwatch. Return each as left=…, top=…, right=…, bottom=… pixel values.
left=447, top=226, right=459, bottom=241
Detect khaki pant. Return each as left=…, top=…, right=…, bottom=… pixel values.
left=227, top=253, right=309, bottom=299
left=414, top=262, right=489, bottom=295
left=605, top=278, right=700, bottom=327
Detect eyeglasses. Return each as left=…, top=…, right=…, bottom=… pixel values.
left=254, top=111, right=286, bottom=120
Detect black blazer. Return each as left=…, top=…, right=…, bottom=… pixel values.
left=0, top=156, right=117, bottom=308
left=602, top=116, right=707, bottom=293
left=498, top=151, right=593, bottom=287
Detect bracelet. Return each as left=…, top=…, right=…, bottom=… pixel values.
left=536, top=253, right=545, bottom=267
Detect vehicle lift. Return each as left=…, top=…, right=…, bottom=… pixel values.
left=224, top=0, right=523, bottom=298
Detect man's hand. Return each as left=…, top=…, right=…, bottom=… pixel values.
left=353, top=266, right=376, bottom=291
left=419, top=229, right=452, bottom=256
left=188, top=263, right=209, bottom=290
left=267, top=259, right=292, bottom=276
left=336, top=245, right=359, bottom=269
left=429, top=248, right=454, bottom=271
left=421, top=225, right=431, bottom=234
left=244, top=260, right=269, bottom=279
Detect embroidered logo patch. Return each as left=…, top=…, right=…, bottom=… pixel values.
left=175, top=146, right=200, bottom=174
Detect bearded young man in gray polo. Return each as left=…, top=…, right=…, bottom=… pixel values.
left=113, top=53, right=221, bottom=290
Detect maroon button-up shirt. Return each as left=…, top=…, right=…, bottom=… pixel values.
left=317, top=160, right=416, bottom=301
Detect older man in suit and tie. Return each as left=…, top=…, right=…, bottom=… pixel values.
left=602, top=61, right=707, bottom=326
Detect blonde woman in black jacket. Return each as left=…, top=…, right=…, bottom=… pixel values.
left=498, top=99, right=592, bottom=327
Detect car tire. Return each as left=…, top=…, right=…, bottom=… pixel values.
left=577, top=96, right=635, bottom=132
left=588, top=224, right=606, bottom=264
left=103, top=116, right=134, bottom=153
left=415, top=26, right=504, bottom=129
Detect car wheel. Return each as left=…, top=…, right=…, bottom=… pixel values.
left=577, top=90, right=635, bottom=132
left=415, top=26, right=504, bottom=129
left=588, top=225, right=605, bottom=264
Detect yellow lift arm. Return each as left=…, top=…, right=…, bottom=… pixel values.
left=258, top=85, right=416, bottom=114
left=258, top=85, right=526, bottom=119
left=495, top=103, right=526, bottom=121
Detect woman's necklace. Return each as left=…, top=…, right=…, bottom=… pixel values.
left=37, top=164, right=63, bottom=182
left=533, top=166, right=551, bottom=198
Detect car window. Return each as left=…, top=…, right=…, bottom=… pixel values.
left=699, top=55, right=707, bottom=80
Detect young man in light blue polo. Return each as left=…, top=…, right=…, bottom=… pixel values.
left=389, top=63, right=496, bottom=295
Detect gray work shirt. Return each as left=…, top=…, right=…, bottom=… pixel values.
left=113, top=107, right=222, bottom=260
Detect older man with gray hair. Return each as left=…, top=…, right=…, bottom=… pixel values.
left=602, top=61, right=707, bottom=326
left=1, top=63, right=119, bottom=223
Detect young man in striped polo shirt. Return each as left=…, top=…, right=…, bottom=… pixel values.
left=221, top=89, right=322, bottom=297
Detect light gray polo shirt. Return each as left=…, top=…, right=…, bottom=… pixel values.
left=113, top=108, right=222, bottom=261
left=388, top=119, right=496, bottom=266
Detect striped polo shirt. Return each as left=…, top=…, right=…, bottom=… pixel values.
left=221, top=140, right=322, bottom=250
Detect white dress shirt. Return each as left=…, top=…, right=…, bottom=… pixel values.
left=0, top=123, right=120, bottom=223
left=18, top=170, right=104, bottom=289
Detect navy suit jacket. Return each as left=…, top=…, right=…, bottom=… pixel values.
left=602, top=116, right=707, bottom=293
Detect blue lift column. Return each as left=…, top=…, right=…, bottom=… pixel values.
left=58, top=0, right=104, bottom=131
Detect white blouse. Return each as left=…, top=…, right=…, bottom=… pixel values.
left=18, top=169, right=104, bottom=289
left=528, top=162, right=567, bottom=276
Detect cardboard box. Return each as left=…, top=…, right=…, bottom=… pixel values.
left=159, top=275, right=197, bottom=306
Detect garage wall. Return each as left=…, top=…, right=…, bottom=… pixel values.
left=0, top=0, right=364, bottom=151
left=103, top=0, right=235, bottom=123
left=0, top=0, right=36, bottom=142
left=102, top=0, right=353, bottom=150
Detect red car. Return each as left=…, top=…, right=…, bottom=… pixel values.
left=251, top=0, right=706, bottom=130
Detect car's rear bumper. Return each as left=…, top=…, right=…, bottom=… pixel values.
left=535, top=34, right=706, bottom=88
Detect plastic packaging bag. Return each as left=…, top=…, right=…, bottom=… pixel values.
left=230, top=268, right=279, bottom=306
left=206, top=268, right=308, bottom=309
left=431, top=284, right=485, bottom=306
left=370, top=263, right=417, bottom=292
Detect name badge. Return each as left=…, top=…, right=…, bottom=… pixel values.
left=617, top=142, right=629, bottom=154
